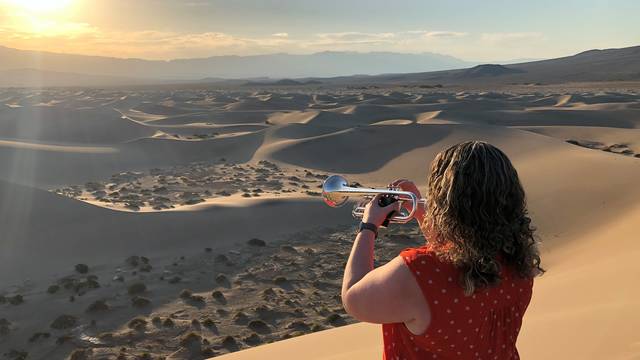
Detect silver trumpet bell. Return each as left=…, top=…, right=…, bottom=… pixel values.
left=322, top=174, right=421, bottom=224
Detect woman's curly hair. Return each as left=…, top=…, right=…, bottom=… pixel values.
left=421, top=141, right=544, bottom=295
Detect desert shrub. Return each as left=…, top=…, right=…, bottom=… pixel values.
left=131, top=296, right=151, bottom=308
left=127, top=282, right=146, bottom=295
left=179, top=332, right=202, bottom=347
left=86, top=300, right=109, bottom=313
left=50, top=315, right=77, bottom=330
left=127, top=317, right=147, bottom=331
left=75, top=264, right=89, bottom=274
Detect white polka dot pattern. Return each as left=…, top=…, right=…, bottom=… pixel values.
left=382, top=246, right=533, bottom=360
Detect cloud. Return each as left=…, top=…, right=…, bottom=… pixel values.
left=300, top=30, right=472, bottom=54
left=0, top=1, right=557, bottom=62
left=480, top=32, right=543, bottom=43
left=424, top=31, right=468, bottom=38
left=0, top=13, right=296, bottom=59
left=0, top=15, right=475, bottom=60
left=404, top=30, right=467, bottom=38
left=0, top=3, right=471, bottom=59
left=313, top=32, right=396, bottom=46
left=184, top=1, right=210, bottom=6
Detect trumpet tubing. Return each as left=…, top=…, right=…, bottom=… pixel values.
left=321, top=174, right=423, bottom=224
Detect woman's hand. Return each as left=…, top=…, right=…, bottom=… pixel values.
left=362, top=194, right=401, bottom=228
left=389, top=179, right=426, bottom=224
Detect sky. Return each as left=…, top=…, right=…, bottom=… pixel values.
left=0, top=0, right=638, bottom=61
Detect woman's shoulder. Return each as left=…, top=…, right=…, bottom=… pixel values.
left=399, top=244, right=454, bottom=276
left=400, top=243, right=443, bottom=262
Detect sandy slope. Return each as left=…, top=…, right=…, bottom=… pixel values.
left=217, top=172, right=640, bottom=360
left=0, top=86, right=639, bottom=359
left=216, top=323, right=381, bottom=360
left=519, top=204, right=640, bottom=359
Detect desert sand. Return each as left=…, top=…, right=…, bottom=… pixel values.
left=0, top=84, right=639, bottom=359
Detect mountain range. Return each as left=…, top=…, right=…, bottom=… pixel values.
left=0, top=45, right=639, bottom=87
left=0, top=46, right=472, bottom=85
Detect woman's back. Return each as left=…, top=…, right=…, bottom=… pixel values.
left=339, top=142, right=542, bottom=360
left=382, top=245, right=534, bottom=360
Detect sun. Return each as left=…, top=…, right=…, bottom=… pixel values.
left=4, top=0, right=74, bottom=13
left=2, top=0, right=80, bottom=36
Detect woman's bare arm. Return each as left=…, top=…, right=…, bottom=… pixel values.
left=340, top=194, right=430, bottom=327
left=342, top=252, right=427, bottom=325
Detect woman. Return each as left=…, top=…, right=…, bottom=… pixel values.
left=341, top=141, right=544, bottom=360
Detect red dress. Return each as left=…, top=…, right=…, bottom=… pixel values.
left=382, top=245, right=534, bottom=360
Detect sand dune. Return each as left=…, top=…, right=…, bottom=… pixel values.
left=216, top=323, right=381, bottom=360
left=0, top=85, right=638, bottom=359
left=266, top=111, right=319, bottom=125
left=269, top=123, right=346, bottom=142
left=371, top=119, right=414, bottom=126
left=0, top=178, right=353, bottom=284
left=520, top=125, right=640, bottom=152
left=0, top=128, right=266, bottom=187
left=0, top=139, right=117, bottom=154
left=132, top=102, right=195, bottom=116
left=0, top=105, right=154, bottom=144
left=518, top=205, right=640, bottom=359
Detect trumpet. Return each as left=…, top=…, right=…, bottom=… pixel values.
left=322, top=175, right=425, bottom=225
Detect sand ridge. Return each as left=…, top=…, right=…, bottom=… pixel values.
left=53, top=160, right=328, bottom=212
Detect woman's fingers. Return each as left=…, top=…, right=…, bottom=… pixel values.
left=390, top=179, right=419, bottom=193
left=389, top=178, right=409, bottom=188
left=369, top=194, right=382, bottom=207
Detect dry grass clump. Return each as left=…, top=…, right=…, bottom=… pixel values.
left=179, top=332, right=202, bottom=347
left=86, top=300, right=109, bottom=313
left=127, top=282, right=147, bottom=295
left=75, top=264, right=89, bottom=274
left=131, top=296, right=151, bottom=308
left=127, top=317, right=147, bottom=331
left=50, top=315, right=77, bottom=330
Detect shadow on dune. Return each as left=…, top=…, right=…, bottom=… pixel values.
left=0, top=105, right=155, bottom=144
left=0, top=130, right=267, bottom=187
left=149, top=123, right=268, bottom=136
left=448, top=109, right=640, bottom=128
left=224, top=94, right=312, bottom=111
left=272, top=123, right=346, bottom=140
left=141, top=110, right=275, bottom=126
left=131, top=102, right=196, bottom=116
left=269, top=124, right=453, bottom=173
left=0, top=179, right=353, bottom=284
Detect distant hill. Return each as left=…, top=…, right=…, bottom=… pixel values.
left=327, top=45, right=640, bottom=85
left=508, top=46, right=640, bottom=82
left=0, top=46, right=472, bottom=83
left=0, top=68, right=150, bottom=87
left=244, top=79, right=322, bottom=86
left=459, top=64, right=526, bottom=78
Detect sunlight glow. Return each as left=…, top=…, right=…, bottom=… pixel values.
left=4, top=0, right=74, bottom=13
left=0, top=0, right=83, bottom=37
